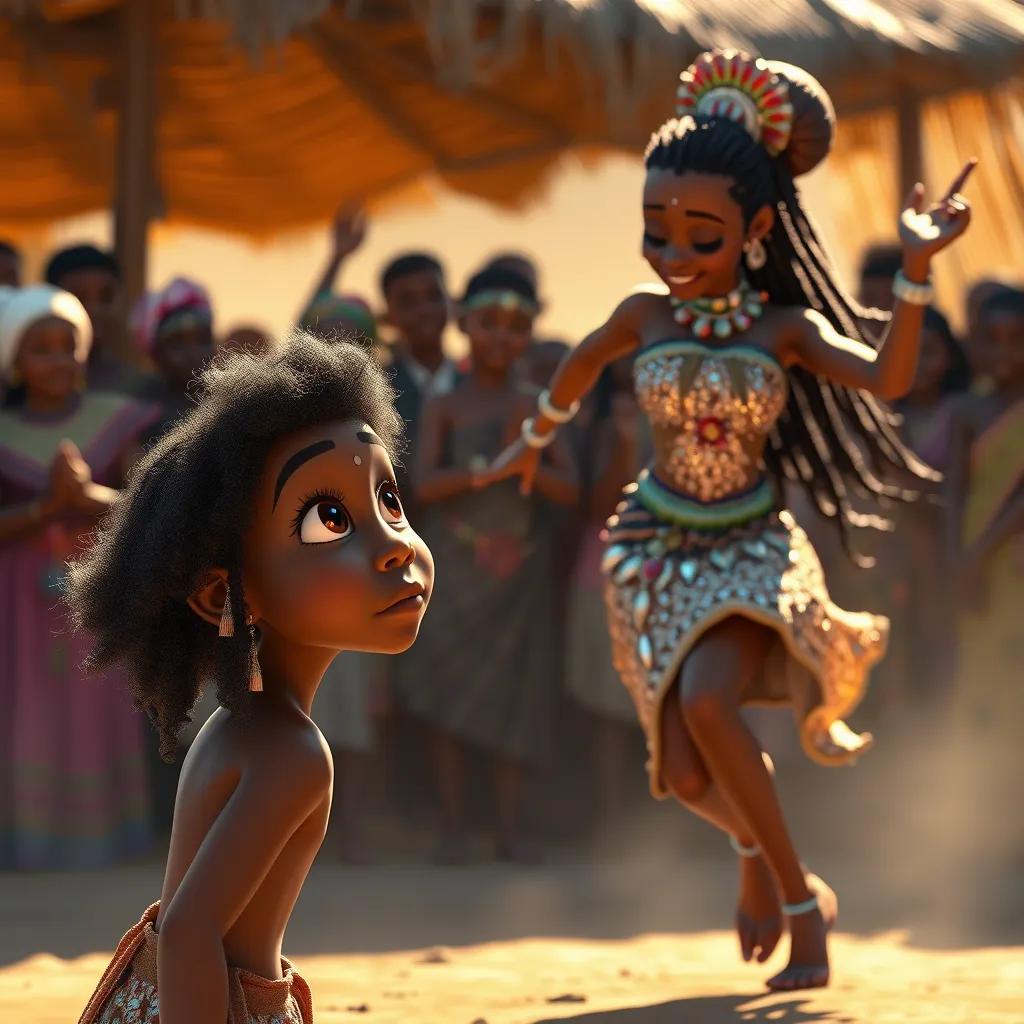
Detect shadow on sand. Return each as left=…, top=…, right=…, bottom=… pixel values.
left=532, top=993, right=855, bottom=1024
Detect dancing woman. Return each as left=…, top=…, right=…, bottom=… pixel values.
left=486, top=51, right=973, bottom=989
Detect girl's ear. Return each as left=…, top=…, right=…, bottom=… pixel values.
left=749, top=204, right=776, bottom=242
left=187, top=570, right=229, bottom=627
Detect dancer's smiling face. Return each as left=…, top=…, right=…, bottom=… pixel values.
left=241, top=418, right=433, bottom=655
left=642, top=170, right=773, bottom=301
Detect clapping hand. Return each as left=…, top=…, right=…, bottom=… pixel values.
left=48, top=440, right=93, bottom=509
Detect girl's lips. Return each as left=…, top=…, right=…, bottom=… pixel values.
left=377, top=584, right=427, bottom=615
left=668, top=273, right=700, bottom=285
left=379, top=594, right=425, bottom=616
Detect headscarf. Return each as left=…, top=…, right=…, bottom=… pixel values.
left=131, top=277, right=213, bottom=356
left=300, top=290, right=377, bottom=343
left=0, top=284, right=92, bottom=381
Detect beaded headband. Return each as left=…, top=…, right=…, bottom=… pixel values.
left=675, top=50, right=794, bottom=157
left=462, top=289, right=539, bottom=316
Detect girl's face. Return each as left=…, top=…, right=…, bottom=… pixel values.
left=244, top=418, right=433, bottom=656
left=461, top=303, right=534, bottom=376
left=384, top=269, right=449, bottom=353
left=642, top=170, right=771, bottom=301
left=982, top=309, right=1024, bottom=388
left=909, top=326, right=951, bottom=397
left=13, top=316, right=81, bottom=402
left=154, top=321, right=216, bottom=387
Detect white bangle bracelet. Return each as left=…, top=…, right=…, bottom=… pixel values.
left=521, top=417, right=555, bottom=449
left=892, top=270, right=934, bottom=306
left=538, top=388, right=580, bottom=424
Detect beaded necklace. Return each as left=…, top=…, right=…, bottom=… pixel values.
left=670, top=278, right=769, bottom=339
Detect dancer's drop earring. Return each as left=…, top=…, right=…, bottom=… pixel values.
left=744, top=237, right=767, bottom=271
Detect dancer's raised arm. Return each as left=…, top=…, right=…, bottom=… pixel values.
left=483, top=291, right=649, bottom=494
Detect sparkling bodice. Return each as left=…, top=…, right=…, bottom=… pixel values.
left=633, top=340, right=788, bottom=503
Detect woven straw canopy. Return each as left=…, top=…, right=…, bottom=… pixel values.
left=0, top=0, right=1022, bottom=234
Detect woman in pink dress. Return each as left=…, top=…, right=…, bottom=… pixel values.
left=0, top=285, right=159, bottom=869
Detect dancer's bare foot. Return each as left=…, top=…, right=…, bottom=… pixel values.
left=766, top=903, right=830, bottom=991
left=736, top=854, right=782, bottom=963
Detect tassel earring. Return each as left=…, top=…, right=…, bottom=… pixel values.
left=247, top=621, right=264, bottom=693
left=218, top=585, right=235, bottom=637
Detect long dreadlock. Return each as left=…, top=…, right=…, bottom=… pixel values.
left=645, top=69, right=937, bottom=564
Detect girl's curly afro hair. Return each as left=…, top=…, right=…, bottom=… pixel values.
left=66, top=330, right=402, bottom=760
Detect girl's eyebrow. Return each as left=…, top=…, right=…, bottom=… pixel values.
left=357, top=430, right=385, bottom=448
left=686, top=209, right=725, bottom=224
left=273, top=440, right=336, bottom=510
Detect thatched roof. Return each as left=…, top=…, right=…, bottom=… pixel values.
left=0, top=0, right=1021, bottom=233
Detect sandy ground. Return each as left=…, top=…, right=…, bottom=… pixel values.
left=1, top=854, right=1021, bottom=1024
left=2, top=713, right=1020, bottom=1023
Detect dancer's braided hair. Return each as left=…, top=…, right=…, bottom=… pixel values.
left=646, top=59, right=937, bottom=563
left=66, top=331, right=402, bottom=759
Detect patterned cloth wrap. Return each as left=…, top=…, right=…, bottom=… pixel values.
left=603, top=340, right=888, bottom=797
left=78, top=903, right=313, bottom=1024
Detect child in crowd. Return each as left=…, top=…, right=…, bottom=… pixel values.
left=399, top=267, right=578, bottom=864
left=378, top=252, right=456, bottom=498
left=0, top=285, right=159, bottom=869
left=299, top=204, right=381, bottom=354
left=70, top=334, right=433, bottom=1023
left=962, top=276, right=1022, bottom=393
left=886, top=308, right=972, bottom=698
left=856, top=243, right=903, bottom=313
left=132, top=276, right=218, bottom=443
left=946, top=287, right=1024, bottom=735
left=564, top=357, right=647, bottom=840
left=45, top=244, right=138, bottom=394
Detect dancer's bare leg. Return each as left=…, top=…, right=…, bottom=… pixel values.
left=677, top=616, right=831, bottom=990
left=660, top=694, right=782, bottom=963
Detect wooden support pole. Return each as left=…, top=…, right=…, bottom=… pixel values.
left=896, top=87, right=924, bottom=208
left=114, top=0, right=156, bottom=320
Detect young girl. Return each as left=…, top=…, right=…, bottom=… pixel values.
left=399, top=266, right=578, bottom=864
left=0, top=284, right=159, bottom=870
left=69, top=333, right=433, bottom=1023
left=486, top=50, right=972, bottom=989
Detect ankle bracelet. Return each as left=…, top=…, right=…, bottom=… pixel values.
left=729, top=835, right=761, bottom=858
left=782, top=894, right=819, bottom=916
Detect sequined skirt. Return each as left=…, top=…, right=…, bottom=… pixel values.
left=79, top=903, right=312, bottom=1024
left=602, top=475, right=888, bottom=799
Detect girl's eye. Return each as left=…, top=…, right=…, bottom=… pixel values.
left=378, top=481, right=405, bottom=524
left=693, top=237, right=724, bottom=254
left=298, top=500, right=353, bottom=544
left=643, top=232, right=667, bottom=248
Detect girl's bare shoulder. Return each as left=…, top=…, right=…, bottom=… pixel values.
left=209, top=704, right=333, bottom=796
